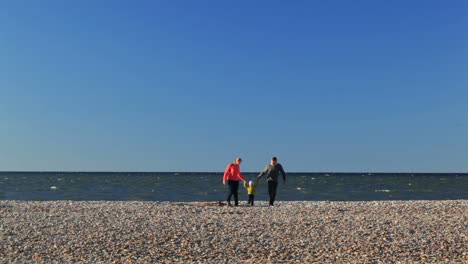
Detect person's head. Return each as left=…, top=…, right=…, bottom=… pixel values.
left=234, top=157, right=242, bottom=165
left=249, top=180, right=254, bottom=186
left=271, top=157, right=277, bottom=165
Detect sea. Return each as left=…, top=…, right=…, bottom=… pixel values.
left=0, top=172, right=467, bottom=201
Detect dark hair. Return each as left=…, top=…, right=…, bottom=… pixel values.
left=272, top=157, right=277, bottom=162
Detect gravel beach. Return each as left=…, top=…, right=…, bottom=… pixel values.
left=0, top=200, right=466, bottom=263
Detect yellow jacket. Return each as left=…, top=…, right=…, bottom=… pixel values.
left=243, top=181, right=259, bottom=195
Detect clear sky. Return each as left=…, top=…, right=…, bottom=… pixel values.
left=1, top=1, right=467, bottom=172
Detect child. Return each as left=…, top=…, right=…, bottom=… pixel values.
left=243, top=180, right=259, bottom=206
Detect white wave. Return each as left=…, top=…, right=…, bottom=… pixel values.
left=374, top=189, right=391, bottom=193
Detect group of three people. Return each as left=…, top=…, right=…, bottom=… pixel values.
left=223, top=157, right=286, bottom=206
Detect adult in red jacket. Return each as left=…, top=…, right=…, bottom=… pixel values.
left=223, top=157, right=247, bottom=206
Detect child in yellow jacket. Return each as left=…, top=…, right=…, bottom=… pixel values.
left=244, top=180, right=259, bottom=206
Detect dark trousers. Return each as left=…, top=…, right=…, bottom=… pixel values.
left=268, top=181, right=278, bottom=205
left=248, top=194, right=255, bottom=206
left=227, top=180, right=239, bottom=206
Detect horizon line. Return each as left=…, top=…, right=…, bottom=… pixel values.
left=0, top=170, right=467, bottom=174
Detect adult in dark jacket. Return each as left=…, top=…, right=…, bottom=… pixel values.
left=257, top=157, right=287, bottom=206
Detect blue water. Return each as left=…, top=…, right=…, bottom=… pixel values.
left=0, top=172, right=467, bottom=201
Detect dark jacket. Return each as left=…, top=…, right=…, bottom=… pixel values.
left=257, top=163, right=286, bottom=183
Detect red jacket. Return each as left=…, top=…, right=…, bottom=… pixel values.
left=223, top=163, right=246, bottom=183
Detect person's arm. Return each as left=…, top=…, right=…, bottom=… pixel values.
left=257, top=165, right=269, bottom=180
left=238, top=170, right=247, bottom=182
left=223, top=164, right=231, bottom=184
left=243, top=181, right=248, bottom=188
left=278, top=164, right=287, bottom=184
left=254, top=180, right=259, bottom=187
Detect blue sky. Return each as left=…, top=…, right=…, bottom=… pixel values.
left=1, top=1, right=467, bottom=172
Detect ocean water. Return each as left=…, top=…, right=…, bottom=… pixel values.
left=0, top=172, right=466, bottom=201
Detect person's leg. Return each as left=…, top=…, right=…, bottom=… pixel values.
left=251, top=195, right=255, bottom=206
left=272, top=181, right=278, bottom=205
left=268, top=181, right=278, bottom=206
left=233, top=181, right=239, bottom=206
left=268, top=181, right=274, bottom=205
left=226, top=180, right=235, bottom=205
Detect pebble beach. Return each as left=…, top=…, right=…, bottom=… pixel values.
left=0, top=200, right=466, bottom=263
